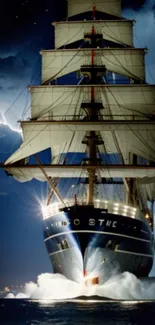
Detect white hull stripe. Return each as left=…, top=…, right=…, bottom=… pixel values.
left=44, top=230, right=151, bottom=243
left=49, top=248, right=69, bottom=256
left=115, top=249, right=153, bottom=258
left=48, top=247, right=153, bottom=258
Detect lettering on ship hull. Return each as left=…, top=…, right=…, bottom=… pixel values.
left=50, top=218, right=118, bottom=228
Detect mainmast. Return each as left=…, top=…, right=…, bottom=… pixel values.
left=81, top=7, right=105, bottom=205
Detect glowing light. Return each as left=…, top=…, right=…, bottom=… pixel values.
left=145, top=214, right=149, bottom=219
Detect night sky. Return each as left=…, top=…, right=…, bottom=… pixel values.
left=0, top=0, right=155, bottom=289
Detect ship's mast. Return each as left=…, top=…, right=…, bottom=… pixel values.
left=87, top=21, right=97, bottom=205
left=81, top=6, right=105, bottom=205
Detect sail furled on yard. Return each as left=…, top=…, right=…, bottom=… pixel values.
left=53, top=20, right=134, bottom=48
left=4, top=165, right=155, bottom=183
left=41, top=48, right=145, bottom=83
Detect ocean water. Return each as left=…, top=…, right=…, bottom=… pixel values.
left=0, top=299, right=155, bottom=325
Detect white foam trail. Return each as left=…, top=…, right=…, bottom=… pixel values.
left=6, top=272, right=155, bottom=300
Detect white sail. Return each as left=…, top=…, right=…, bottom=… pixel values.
left=5, top=117, right=155, bottom=166
left=53, top=20, right=133, bottom=48
left=68, top=0, right=121, bottom=18
left=4, top=165, right=155, bottom=183
left=41, top=48, right=145, bottom=83
left=5, top=127, right=70, bottom=165
left=30, top=85, right=155, bottom=120
left=5, top=121, right=86, bottom=165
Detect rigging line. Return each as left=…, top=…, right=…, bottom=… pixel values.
left=8, top=124, right=48, bottom=160
left=57, top=20, right=132, bottom=48
left=42, top=42, right=85, bottom=85
left=21, top=92, right=30, bottom=120
left=99, top=85, right=125, bottom=163
left=103, top=22, right=132, bottom=47
left=98, top=47, right=145, bottom=82
left=74, top=87, right=83, bottom=117
left=32, top=86, right=79, bottom=120
left=130, top=128, right=155, bottom=160
left=32, top=49, right=85, bottom=121
left=105, top=89, right=155, bottom=204
left=34, top=154, right=66, bottom=207
left=4, top=88, right=28, bottom=116
left=97, top=146, right=113, bottom=183
left=105, top=84, right=150, bottom=117
left=65, top=85, right=81, bottom=118
left=56, top=26, right=84, bottom=49
left=32, top=83, right=152, bottom=124
left=29, top=53, right=85, bottom=120
left=76, top=169, right=86, bottom=196
left=46, top=177, right=59, bottom=206
left=98, top=88, right=128, bottom=196
left=21, top=101, right=31, bottom=120
left=40, top=48, right=82, bottom=76
left=21, top=121, right=37, bottom=144
left=134, top=38, right=153, bottom=88
left=4, top=32, right=49, bottom=117
left=115, top=104, right=155, bottom=161
left=107, top=86, right=155, bottom=160
left=28, top=52, right=84, bottom=120
left=21, top=56, right=41, bottom=120
left=134, top=33, right=155, bottom=84
left=140, top=85, right=155, bottom=113
left=21, top=56, right=45, bottom=120
left=60, top=133, right=76, bottom=164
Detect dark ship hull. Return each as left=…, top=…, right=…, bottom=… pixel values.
left=43, top=205, right=153, bottom=283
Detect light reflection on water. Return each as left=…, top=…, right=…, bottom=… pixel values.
left=1, top=299, right=155, bottom=325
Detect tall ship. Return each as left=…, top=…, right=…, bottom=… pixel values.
left=3, top=0, right=155, bottom=284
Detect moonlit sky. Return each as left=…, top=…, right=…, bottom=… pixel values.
left=0, top=0, right=155, bottom=288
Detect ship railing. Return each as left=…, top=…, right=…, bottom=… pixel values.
left=42, top=198, right=147, bottom=224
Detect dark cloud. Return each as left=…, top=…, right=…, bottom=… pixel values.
left=0, top=55, right=31, bottom=79
left=122, top=0, right=146, bottom=10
